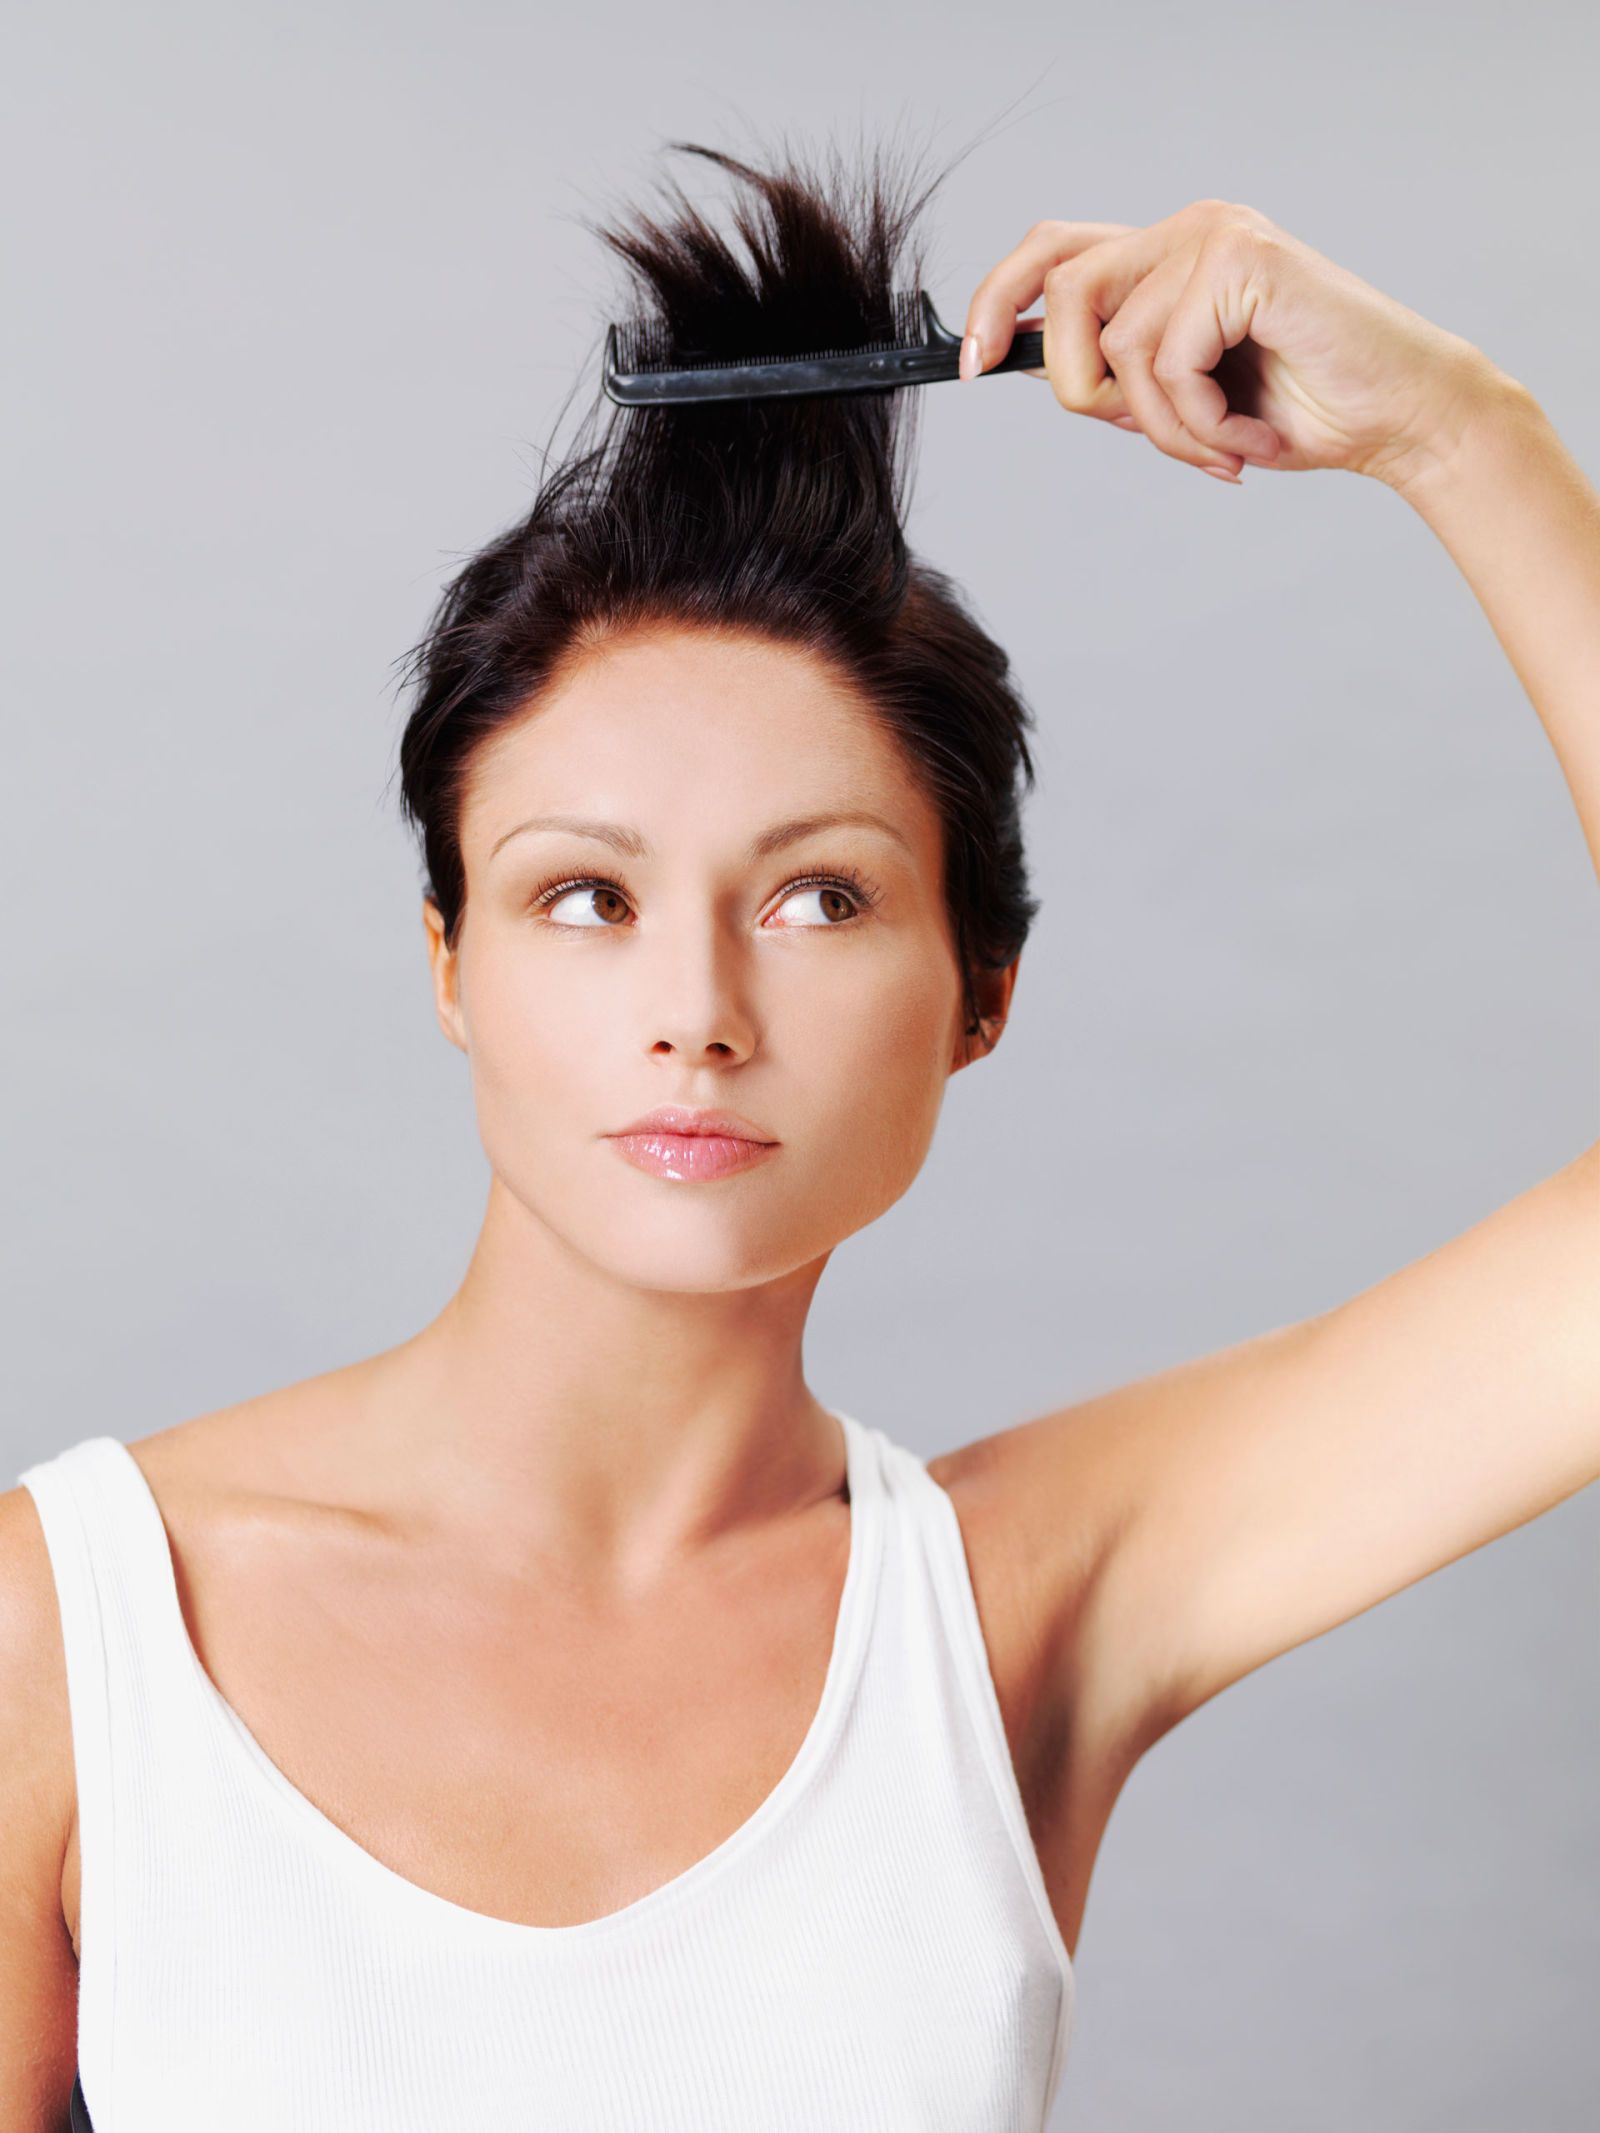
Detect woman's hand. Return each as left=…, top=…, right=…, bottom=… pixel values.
left=963, top=200, right=1507, bottom=487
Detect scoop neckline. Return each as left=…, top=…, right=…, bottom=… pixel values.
left=104, top=1409, right=882, bottom=1949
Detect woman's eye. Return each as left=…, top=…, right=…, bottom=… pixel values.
left=543, top=883, right=630, bottom=927
left=767, top=882, right=860, bottom=928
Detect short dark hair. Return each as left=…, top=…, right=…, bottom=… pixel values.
left=391, top=133, right=1042, bottom=1039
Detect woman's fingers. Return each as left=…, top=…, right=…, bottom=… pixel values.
left=1078, top=238, right=1242, bottom=470
left=976, top=203, right=1288, bottom=478
left=1100, top=242, right=1262, bottom=475
left=1014, top=235, right=1243, bottom=473
left=962, top=219, right=1139, bottom=378
left=970, top=212, right=1237, bottom=462
left=1149, top=236, right=1283, bottom=463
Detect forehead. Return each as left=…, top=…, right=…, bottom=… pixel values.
left=461, top=624, right=939, bottom=861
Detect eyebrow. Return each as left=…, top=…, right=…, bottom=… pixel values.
left=488, top=809, right=914, bottom=865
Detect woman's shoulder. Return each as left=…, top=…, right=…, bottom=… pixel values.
left=0, top=1478, right=86, bottom=2103
left=925, top=1414, right=1113, bottom=1636
left=127, top=1355, right=377, bottom=1501
left=924, top=1408, right=1162, bottom=1769
left=122, top=1365, right=406, bottom=1673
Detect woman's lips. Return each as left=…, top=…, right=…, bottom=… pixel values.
left=606, top=1131, right=779, bottom=1181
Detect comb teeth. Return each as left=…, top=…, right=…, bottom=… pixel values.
left=611, top=288, right=931, bottom=377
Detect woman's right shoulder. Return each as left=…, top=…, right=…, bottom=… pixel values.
left=0, top=1477, right=76, bottom=1855
left=0, top=1478, right=81, bottom=2125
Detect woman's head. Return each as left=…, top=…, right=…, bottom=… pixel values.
left=392, top=135, right=1042, bottom=1292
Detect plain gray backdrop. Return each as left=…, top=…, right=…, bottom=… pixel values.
left=5, top=3, right=1597, bottom=2125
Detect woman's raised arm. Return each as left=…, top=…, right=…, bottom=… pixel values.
left=989, top=1138, right=1599, bottom=1750
left=951, top=202, right=1600, bottom=1749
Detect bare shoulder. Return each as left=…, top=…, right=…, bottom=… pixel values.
left=0, top=1480, right=77, bottom=1874
left=128, top=1357, right=374, bottom=1491
left=0, top=1480, right=81, bottom=2121
left=121, top=1350, right=407, bottom=1564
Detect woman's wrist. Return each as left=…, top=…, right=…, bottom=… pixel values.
left=1376, top=349, right=1543, bottom=509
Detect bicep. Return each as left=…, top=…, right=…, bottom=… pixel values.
left=1030, top=1141, right=1600, bottom=1744
left=0, top=1485, right=81, bottom=2132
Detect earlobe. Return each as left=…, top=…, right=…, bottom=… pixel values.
left=435, top=979, right=466, bottom=1055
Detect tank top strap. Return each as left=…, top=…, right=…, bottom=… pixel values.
left=17, top=1433, right=211, bottom=1764
left=865, top=1431, right=1008, bottom=1729
left=17, top=1434, right=220, bottom=2109
left=833, top=1404, right=880, bottom=1511
left=864, top=1426, right=1077, bottom=2070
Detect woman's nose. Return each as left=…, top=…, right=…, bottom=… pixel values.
left=641, top=929, right=758, bottom=1063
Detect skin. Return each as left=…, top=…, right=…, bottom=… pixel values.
left=7, top=198, right=1600, bottom=2129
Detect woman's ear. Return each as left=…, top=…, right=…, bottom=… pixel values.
left=422, top=899, right=468, bottom=1055
left=951, top=953, right=1021, bottom=1073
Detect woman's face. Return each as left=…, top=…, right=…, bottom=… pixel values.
left=426, top=623, right=1014, bottom=1294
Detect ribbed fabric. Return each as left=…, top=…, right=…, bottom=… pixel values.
left=19, top=1411, right=1076, bottom=2130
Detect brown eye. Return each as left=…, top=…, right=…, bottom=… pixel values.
left=769, top=883, right=857, bottom=927
left=533, top=876, right=632, bottom=927
left=766, top=870, right=876, bottom=928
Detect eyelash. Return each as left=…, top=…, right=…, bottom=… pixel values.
left=525, top=864, right=882, bottom=928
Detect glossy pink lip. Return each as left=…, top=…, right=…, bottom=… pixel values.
left=609, top=1105, right=776, bottom=1142
left=604, top=1106, right=780, bottom=1183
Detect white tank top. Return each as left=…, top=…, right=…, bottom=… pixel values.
left=18, top=1409, right=1076, bottom=2129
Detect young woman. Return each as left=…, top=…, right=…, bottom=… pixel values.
left=4, top=140, right=1596, bottom=2131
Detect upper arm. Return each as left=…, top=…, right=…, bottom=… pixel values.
left=0, top=1482, right=81, bottom=2131
left=1011, top=1140, right=1600, bottom=1751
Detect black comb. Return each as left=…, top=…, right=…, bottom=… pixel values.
left=601, top=290, right=1044, bottom=407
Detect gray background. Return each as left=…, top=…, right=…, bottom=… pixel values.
left=5, top=2, right=1597, bottom=2124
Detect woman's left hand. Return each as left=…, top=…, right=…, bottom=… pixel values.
left=963, top=199, right=1506, bottom=486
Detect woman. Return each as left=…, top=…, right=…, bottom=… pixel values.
left=4, top=138, right=1596, bottom=2130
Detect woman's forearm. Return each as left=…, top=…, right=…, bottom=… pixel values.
left=1385, top=377, right=1600, bottom=884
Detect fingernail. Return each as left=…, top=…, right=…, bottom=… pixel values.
left=1203, top=466, right=1243, bottom=484
left=959, top=333, right=983, bottom=382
